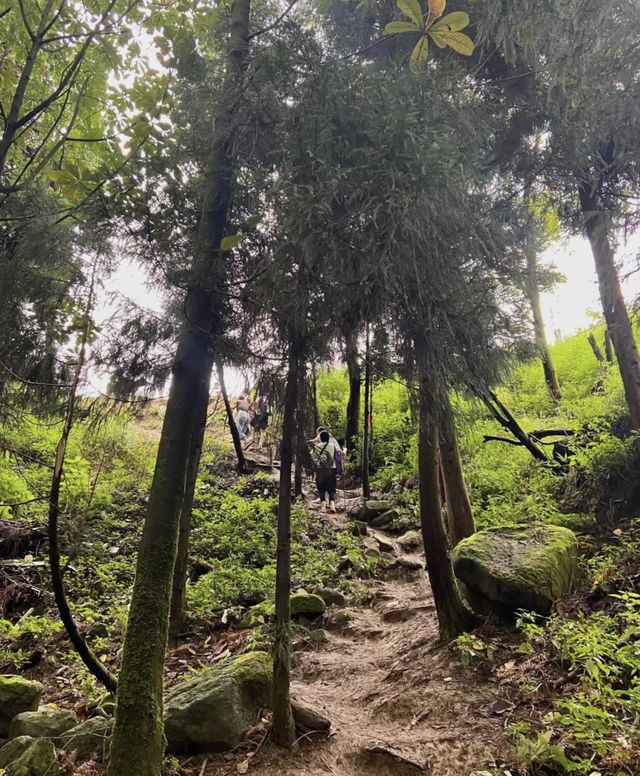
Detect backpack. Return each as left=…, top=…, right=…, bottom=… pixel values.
left=314, top=442, right=334, bottom=470
left=334, top=448, right=344, bottom=475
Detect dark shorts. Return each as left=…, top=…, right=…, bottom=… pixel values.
left=316, top=468, right=337, bottom=501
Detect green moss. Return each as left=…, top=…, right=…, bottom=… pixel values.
left=290, top=592, right=326, bottom=617
left=453, top=525, right=579, bottom=615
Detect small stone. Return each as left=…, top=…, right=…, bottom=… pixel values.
left=395, top=556, right=424, bottom=571
left=5, top=738, right=60, bottom=776
left=0, top=676, right=42, bottom=737
left=315, top=588, right=346, bottom=608
left=360, top=500, right=393, bottom=522
left=325, top=610, right=353, bottom=630
left=290, top=699, right=331, bottom=734
left=347, top=520, right=368, bottom=537
left=86, top=622, right=109, bottom=639
left=0, top=736, right=36, bottom=768
left=382, top=607, right=417, bottom=624
left=309, top=629, right=329, bottom=645
left=368, top=531, right=396, bottom=554
left=9, top=707, right=77, bottom=740
left=398, top=531, right=423, bottom=552
left=59, top=716, right=113, bottom=759
left=371, top=510, right=399, bottom=528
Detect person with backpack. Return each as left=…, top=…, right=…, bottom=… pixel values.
left=310, top=430, right=340, bottom=513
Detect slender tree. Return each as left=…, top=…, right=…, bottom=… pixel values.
left=169, top=360, right=212, bottom=644
left=361, top=323, right=371, bottom=498
left=108, top=2, right=251, bottom=772
left=343, top=328, right=362, bottom=453
left=216, top=359, right=247, bottom=474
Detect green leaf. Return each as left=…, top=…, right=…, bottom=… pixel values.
left=397, top=0, right=424, bottom=28
left=410, top=35, right=429, bottom=67
left=431, top=11, right=469, bottom=32
left=429, top=29, right=475, bottom=55
left=220, top=235, right=244, bottom=251
left=384, top=20, right=422, bottom=35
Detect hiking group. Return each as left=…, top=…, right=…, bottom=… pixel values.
left=234, top=393, right=270, bottom=448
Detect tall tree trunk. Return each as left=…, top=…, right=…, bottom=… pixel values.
left=168, top=363, right=211, bottom=645
left=216, top=358, right=247, bottom=474
left=311, top=360, right=320, bottom=430
left=588, top=333, right=605, bottom=363
left=361, top=324, right=371, bottom=499
left=526, top=249, right=561, bottom=402
left=439, top=395, right=475, bottom=547
left=418, top=373, right=476, bottom=642
left=272, top=341, right=301, bottom=747
left=108, top=4, right=250, bottom=774
left=344, top=331, right=361, bottom=453
left=294, top=363, right=307, bottom=498
left=578, top=181, right=640, bottom=428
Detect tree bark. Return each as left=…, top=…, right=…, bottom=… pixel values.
left=361, top=324, right=371, bottom=498
left=439, top=395, right=475, bottom=547
left=168, top=363, right=211, bottom=645
left=272, top=341, right=301, bottom=747
left=578, top=180, right=640, bottom=428
left=418, top=373, right=477, bottom=642
left=216, top=358, right=247, bottom=474
left=526, top=249, right=561, bottom=401
left=344, top=331, right=361, bottom=453
left=108, top=3, right=250, bottom=774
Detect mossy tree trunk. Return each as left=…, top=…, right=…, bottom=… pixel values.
left=418, top=371, right=477, bottom=642
left=579, top=179, right=640, bottom=429
left=272, top=339, right=302, bottom=747
left=108, top=3, right=251, bottom=774
left=526, top=249, right=561, bottom=402
left=294, top=362, right=307, bottom=498
left=439, top=394, right=475, bottom=547
left=169, top=360, right=212, bottom=645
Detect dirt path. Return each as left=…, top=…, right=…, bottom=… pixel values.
left=212, top=483, right=509, bottom=776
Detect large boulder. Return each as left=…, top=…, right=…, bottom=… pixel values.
left=59, top=716, right=113, bottom=760
left=452, top=525, right=578, bottom=615
left=164, top=651, right=272, bottom=753
left=0, top=676, right=42, bottom=737
left=4, top=739, right=59, bottom=776
left=9, top=707, right=77, bottom=740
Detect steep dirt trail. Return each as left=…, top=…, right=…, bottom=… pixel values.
left=222, top=482, right=509, bottom=776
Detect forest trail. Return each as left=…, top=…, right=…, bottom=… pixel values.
left=212, top=478, right=509, bottom=776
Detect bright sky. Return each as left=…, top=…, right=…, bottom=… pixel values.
left=540, top=232, right=640, bottom=341
left=92, top=233, right=640, bottom=396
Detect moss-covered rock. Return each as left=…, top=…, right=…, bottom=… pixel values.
left=452, top=525, right=578, bottom=615
left=360, top=500, right=392, bottom=522
left=164, top=651, right=272, bottom=753
left=0, top=676, right=42, bottom=737
left=5, top=738, right=59, bottom=776
left=59, top=716, right=113, bottom=760
left=9, top=707, right=77, bottom=740
left=290, top=592, right=326, bottom=617
left=0, top=736, right=36, bottom=768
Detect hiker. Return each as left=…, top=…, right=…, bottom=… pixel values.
left=234, top=394, right=251, bottom=440
left=250, top=395, right=269, bottom=448
left=310, top=430, right=340, bottom=513
left=308, top=425, right=341, bottom=450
